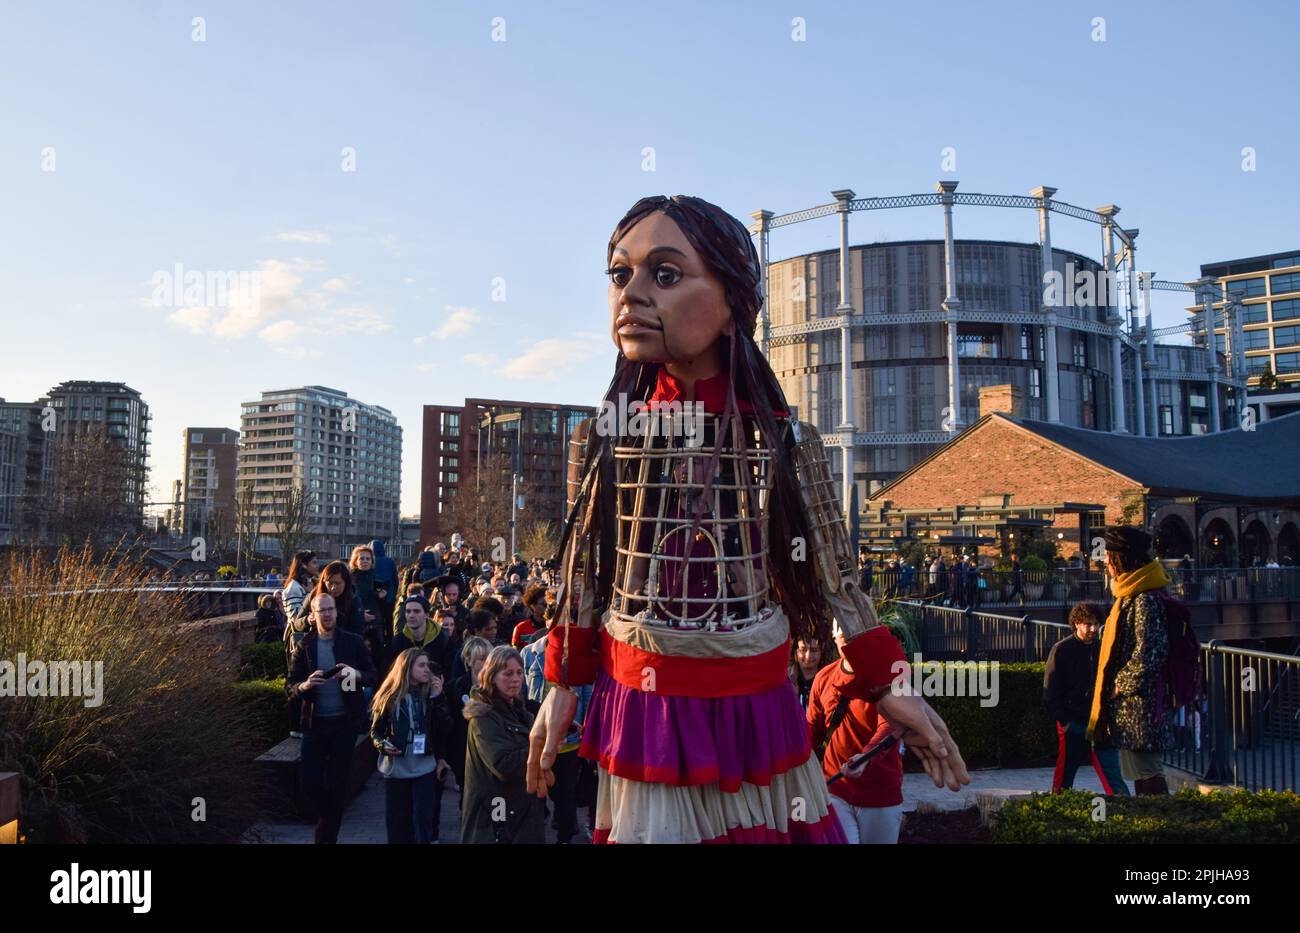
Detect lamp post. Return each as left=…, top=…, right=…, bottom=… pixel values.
left=510, top=473, right=524, bottom=557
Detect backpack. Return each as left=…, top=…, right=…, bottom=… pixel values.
left=1155, top=592, right=1202, bottom=709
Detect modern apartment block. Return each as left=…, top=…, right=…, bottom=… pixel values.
left=1198, top=249, right=1300, bottom=422
left=0, top=399, right=53, bottom=545
left=419, top=398, right=596, bottom=546
left=237, top=386, right=402, bottom=555
left=178, top=426, right=239, bottom=540
left=46, top=381, right=152, bottom=509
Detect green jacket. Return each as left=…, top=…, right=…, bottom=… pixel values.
left=460, top=687, right=545, bottom=844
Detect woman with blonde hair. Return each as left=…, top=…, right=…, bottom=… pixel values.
left=349, top=544, right=386, bottom=661
left=370, top=647, right=452, bottom=844
left=448, top=635, right=491, bottom=795
left=461, top=645, right=545, bottom=844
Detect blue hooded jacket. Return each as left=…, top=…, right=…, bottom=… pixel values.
left=370, top=539, right=399, bottom=593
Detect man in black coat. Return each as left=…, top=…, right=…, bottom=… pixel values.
left=1043, top=602, right=1128, bottom=795
left=286, top=592, right=379, bottom=843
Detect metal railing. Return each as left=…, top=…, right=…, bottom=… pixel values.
left=893, top=600, right=1300, bottom=792
left=867, top=566, right=1300, bottom=608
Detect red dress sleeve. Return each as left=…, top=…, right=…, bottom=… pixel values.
left=543, top=624, right=602, bottom=688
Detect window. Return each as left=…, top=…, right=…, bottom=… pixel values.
left=1244, top=328, right=1271, bottom=350
left=1274, top=299, right=1300, bottom=321
left=1029, top=367, right=1041, bottom=398
left=1271, top=272, right=1300, bottom=295
left=1241, top=302, right=1269, bottom=325
left=1020, top=325, right=1034, bottom=361
left=1271, top=255, right=1300, bottom=270
left=910, top=328, right=927, bottom=357
left=1159, top=406, right=1174, bottom=435
left=957, top=332, right=1002, bottom=359
left=1226, top=277, right=1266, bottom=299
left=1276, top=352, right=1300, bottom=374
left=1072, top=336, right=1088, bottom=368
left=1273, top=325, right=1300, bottom=348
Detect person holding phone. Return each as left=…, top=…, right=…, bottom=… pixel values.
left=371, top=648, right=453, bottom=844
left=285, top=591, right=379, bottom=844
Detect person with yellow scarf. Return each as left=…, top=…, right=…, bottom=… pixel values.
left=1086, top=526, right=1176, bottom=795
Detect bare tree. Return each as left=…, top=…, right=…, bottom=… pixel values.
left=518, top=517, right=560, bottom=562
left=206, top=507, right=236, bottom=565
left=444, top=462, right=550, bottom=559
left=232, top=486, right=263, bottom=577
left=270, top=485, right=315, bottom=571
left=28, top=426, right=144, bottom=551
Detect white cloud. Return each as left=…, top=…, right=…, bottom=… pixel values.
left=259, top=319, right=307, bottom=343
left=333, top=306, right=391, bottom=334
left=276, top=230, right=332, bottom=244
left=431, top=306, right=480, bottom=340
left=323, top=277, right=349, bottom=292
left=458, top=334, right=606, bottom=379
left=501, top=336, right=605, bottom=380
left=168, top=306, right=214, bottom=334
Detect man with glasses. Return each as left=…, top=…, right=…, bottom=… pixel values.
left=286, top=591, right=379, bottom=843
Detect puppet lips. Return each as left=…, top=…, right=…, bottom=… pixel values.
left=616, top=313, right=661, bottom=333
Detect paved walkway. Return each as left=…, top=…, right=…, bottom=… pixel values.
left=904, top=765, right=1105, bottom=812
left=248, top=766, right=1095, bottom=843
left=246, top=773, right=586, bottom=844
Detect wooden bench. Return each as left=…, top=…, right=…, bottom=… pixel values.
left=256, top=734, right=376, bottom=819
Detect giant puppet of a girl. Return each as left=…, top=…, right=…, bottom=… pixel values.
left=526, top=195, right=970, bottom=843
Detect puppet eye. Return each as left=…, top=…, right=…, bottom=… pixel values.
left=655, top=265, right=682, bottom=287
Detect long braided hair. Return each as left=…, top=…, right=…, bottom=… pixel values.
left=557, top=195, right=828, bottom=641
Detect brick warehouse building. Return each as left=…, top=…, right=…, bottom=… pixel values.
left=864, top=386, right=1300, bottom=567
left=420, top=398, right=595, bottom=548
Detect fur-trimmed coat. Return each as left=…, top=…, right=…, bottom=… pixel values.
left=460, top=687, right=545, bottom=844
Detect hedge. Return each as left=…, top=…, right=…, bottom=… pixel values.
left=239, top=641, right=286, bottom=682
left=232, top=678, right=289, bottom=751
left=908, top=662, right=1056, bottom=771
left=993, top=788, right=1300, bottom=843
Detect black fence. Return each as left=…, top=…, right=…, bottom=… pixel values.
left=894, top=600, right=1300, bottom=793
left=869, top=565, right=1300, bottom=609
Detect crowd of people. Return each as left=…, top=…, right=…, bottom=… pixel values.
left=255, top=521, right=1190, bottom=845
left=262, top=536, right=583, bottom=845
left=859, top=553, right=1030, bottom=608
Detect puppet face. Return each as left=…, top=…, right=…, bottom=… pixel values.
left=607, top=211, right=734, bottom=370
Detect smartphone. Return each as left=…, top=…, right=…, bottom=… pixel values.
left=318, top=665, right=342, bottom=679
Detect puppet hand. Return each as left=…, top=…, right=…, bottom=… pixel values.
left=526, top=685, right=578, bottom=798
left=877, top=689, right=971, bottom=791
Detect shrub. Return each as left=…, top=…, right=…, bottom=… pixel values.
left=0, top=545, right=266, bottom=842
left=238, top=641, right=285, bottom=682
left=232, top=678, right=289, bottom=750
left=909, top=662, right=1056, bottom=770
left=993, top=788, right=1300, bottom=843
left=879, top=604, right=921, bottom=657
left=1020, top=555, right=1050, bottom=575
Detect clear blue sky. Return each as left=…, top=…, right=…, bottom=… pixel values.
left=2, top=0, right=1295, bottom=515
